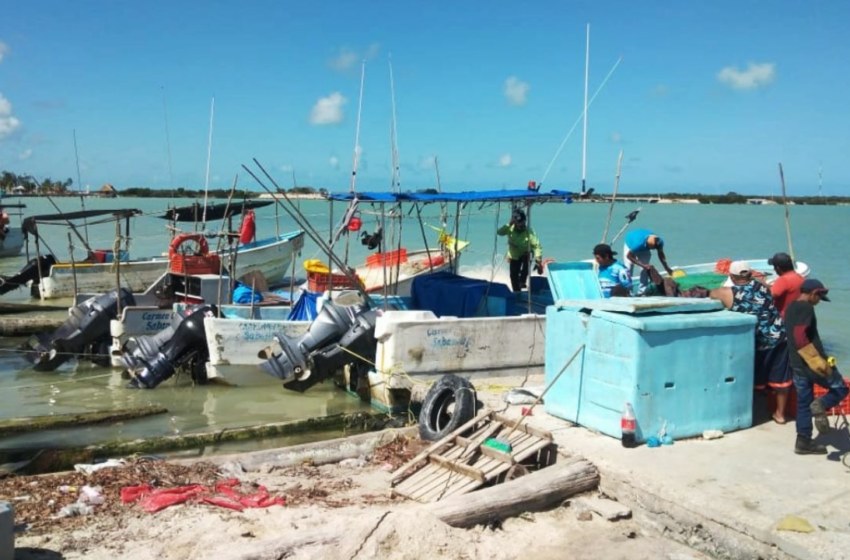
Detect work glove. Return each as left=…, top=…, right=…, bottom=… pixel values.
left=534, top=259, right=544, bottom=275
left=798, top=343, right=832, bottom=377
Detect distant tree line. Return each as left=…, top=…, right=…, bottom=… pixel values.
left=1, top=170, right=75, bottom=194
left=120, top=185, right=328, bottom=198
left=621, top=191, right=850, bottom=205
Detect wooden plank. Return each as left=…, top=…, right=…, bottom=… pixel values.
left=493, top=414, right=553, bottom=441
left=391, top=410, right=494, bottom=484
left=480, top=444, right=515, bottom=465
left=429, top=454, right=485, bottom=482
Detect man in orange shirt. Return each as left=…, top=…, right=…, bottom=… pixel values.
left=769, top=252, right=804, bottom=317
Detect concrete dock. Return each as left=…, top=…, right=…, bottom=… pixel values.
left=481, top=382, right=850, bottom=560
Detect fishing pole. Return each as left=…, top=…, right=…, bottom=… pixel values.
left=601, top=150, right=624, bottom=243
left=243, top=159, right=376, bottom=307
left=778, top=163, right=796, bottom=262
left=609, top=208, right=641, bottom=245
left=72, top=129, right=90, bottom=244
left=538, top=55, right=623, bottom=190
left=201, top=97, right=215, bottom=229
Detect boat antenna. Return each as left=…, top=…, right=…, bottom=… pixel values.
left=538, top=55, right=622, bottom=191
left=162, top=86, right=175, bottom=192
left=581, top=23, right=590, bottom=195
left=389, top=54, right=401, bottom=194
left=778, top=163, right=796, bottom=262
left=818, top=162, right=823, bottom=198
left=73, top=129, right=90, bottom=244
left=350, top=61, right=366, bottom=194
left=202, top=96, right=215, bottom=228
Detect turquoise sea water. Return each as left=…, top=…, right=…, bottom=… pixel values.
left=1, top=196, right=848, bottom=449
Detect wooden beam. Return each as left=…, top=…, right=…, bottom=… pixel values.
left=425, top=458, right=599, bottom=528
left=429, top=454, right=485, bottom=482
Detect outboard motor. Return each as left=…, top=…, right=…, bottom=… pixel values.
left=119, top=307, right=192, bottom=372
left=23, top=288, right=136, bottom=371
left=260, top=301, right=364, bottom=382
left=0, top=255, right=57, bottom=296
left=260, top=301, right=378, bottom=393
left=128, top=305, right=216, bottom=389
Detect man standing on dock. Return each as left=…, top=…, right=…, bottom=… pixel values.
left=623, top=228, right=674, bottom=294
left=769, top=252, right=804, bottom=317
left=497, top=209, right=543, bottom=292
left=785, top=279, right=849, bottom=455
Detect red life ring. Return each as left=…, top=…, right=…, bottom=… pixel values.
left=169, top=234, right=210, bottom=259
left=169, top=233, right=220, bottom=275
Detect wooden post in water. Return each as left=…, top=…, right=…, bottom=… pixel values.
left=778, top=163, right=796, bottom=263
left=67, top=232, right=79, bottom=301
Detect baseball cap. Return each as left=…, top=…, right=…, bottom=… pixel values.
left=593, top=243, right=616, bottom=257
left=801, top=278, right=831, bottom=302
left=729, top=261, right=752, bottom=277
left=768, top=252, right=793, bottom=269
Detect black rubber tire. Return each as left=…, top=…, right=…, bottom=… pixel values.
left=418, top=374, right=476, bottom=441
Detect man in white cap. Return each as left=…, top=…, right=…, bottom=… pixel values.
left=710, top=261, right=791, bottom=424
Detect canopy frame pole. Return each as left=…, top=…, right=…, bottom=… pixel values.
left=414, top=203, right=434, bottom=274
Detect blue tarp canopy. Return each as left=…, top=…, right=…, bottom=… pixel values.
left=410, top=271, right=514, bottom=318
left=326, top=189, right=578, bottom=203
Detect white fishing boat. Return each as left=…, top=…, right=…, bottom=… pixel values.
left=670, top=258, right=810, bottom=288
left=2, top=202, right=305, bottom=300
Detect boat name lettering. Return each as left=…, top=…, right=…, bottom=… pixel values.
left=142, top=312, right=172, bottom=331
left=426, top=328, right=449, bottom=337
left=238, top=322, right=279, bottom=342
left=431, top=336, right=470, bottom=350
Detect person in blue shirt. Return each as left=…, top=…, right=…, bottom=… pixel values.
left=593, top=243, right=632, bottom=297
left=624, top=228, right=673, bottom=294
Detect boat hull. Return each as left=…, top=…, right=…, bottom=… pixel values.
left=37, top=231, right=304, bottom=299
left=0, top=228, right=23, bottom=258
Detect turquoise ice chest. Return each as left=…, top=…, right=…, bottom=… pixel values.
left=544, top=297, right=757, bottom=442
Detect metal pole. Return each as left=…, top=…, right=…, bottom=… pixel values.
left=249, top=277, right=256, bottom=319
left=73, top=129, right=90, bottom=244
left=778, top=163, right=796, bottom=263
left=68, top=232, right=79, bottom=301
left=602, top=150, right=624, bottom=243
left=115, top=219, right=122, bottom=317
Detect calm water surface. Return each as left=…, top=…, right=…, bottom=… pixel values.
left=1, top=196, right=848, bottom=448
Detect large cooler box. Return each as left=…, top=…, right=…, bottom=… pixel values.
left=544, top=297, right=756, bottom=442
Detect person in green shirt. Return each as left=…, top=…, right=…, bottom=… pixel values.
left=497, top=209, right=543, bottom=291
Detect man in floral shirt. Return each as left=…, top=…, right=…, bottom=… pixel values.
left=710, top=261, right=790, bottom=424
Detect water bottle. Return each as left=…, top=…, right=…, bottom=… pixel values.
left=621, top=402, right=637, bottom=448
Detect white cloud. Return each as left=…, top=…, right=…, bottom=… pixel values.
left=610, top=132, right=622, bottom=144
left=328, top=44, right=380, bottom=72
left=18, top=148, right=32, bottom=160
left=497, top=153, right=512, bottom=167
left=717, top=62, right=776, bottom=91
left=310, top=92, right=347, bottom=125
left=419, top=155, right=436, bottom=170
left=0, top=92, right=22, bottom=140
left=329, top=156, right=340, bottom=169
left=0, top=41, right=8, bottom=64
left=503, top=76, right=530, bottom=106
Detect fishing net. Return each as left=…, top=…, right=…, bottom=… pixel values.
left=674, top=272, right=727, bottom=291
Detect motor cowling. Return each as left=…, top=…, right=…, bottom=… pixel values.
left=260, top=301, right=364, bottom=382
left=0, top=255, right=57, bottom=296
left=128, top=305, right=216, bottom=389
left=23, top=288, right=135, bottom=372
left=120, top=307, right=192, bottom=372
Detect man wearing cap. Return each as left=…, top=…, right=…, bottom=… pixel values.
left=786, top=279, right=849, bottom=455
left=769, top=252, right=804, bottom=317
left=710, top=261, right=791, bottom=423
left=623, top=228, right=674, bottom=295
left=593, top=244, right=632, bottom=298
left=497, top=208, right=543, bottom=292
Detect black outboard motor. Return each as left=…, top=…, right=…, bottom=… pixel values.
left=119, top=307, right=192, bottom=372
left=260, top=301, right=364, bottom=382
left=0, top=255, right=57, bottom=296
left=23, top=288, right=136, bottom=371
left=260, top=301, right=378, bottom=393
left=128, top=305, right=216, bottom=389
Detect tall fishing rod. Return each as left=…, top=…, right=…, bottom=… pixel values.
left=601, top=150, right=624, bottom=243
left=538, top=55, right=623, bottom=191
left=202, top=97, right=215, bottom=228
left=388, top=54, right=401, bottom=194
left=72, top=129, right=90, bottom=244
left=818, top=162, right=823, bottom=198
left=243, top=159, right=376, bottom=307
left=778, top=163, right=796, bottom=263
left=581, top=23, right=590, bottom=194
left=350, top=62, right=366, bottom=194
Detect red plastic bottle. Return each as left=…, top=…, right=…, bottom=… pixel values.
left=621, top=402, right=637, bottom=448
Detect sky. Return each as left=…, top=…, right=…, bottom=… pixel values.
left=0, top=1, right=848, bottom=195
